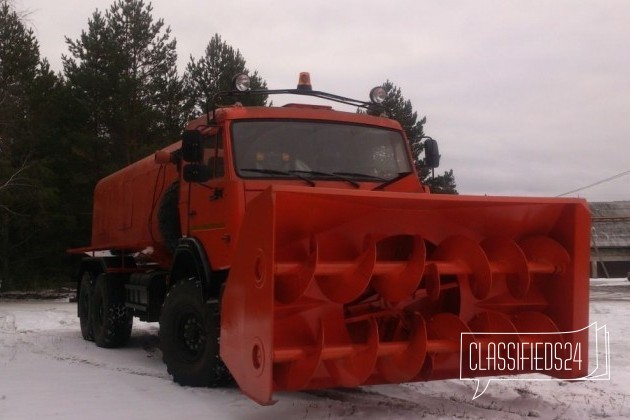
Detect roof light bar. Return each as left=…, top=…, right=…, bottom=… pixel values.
left=209, top=72, right=390, bottom=122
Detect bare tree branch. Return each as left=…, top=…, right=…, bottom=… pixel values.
left=0, top=160, right=30, bottom=192
left=0, top=160, right=32, bottom=216
left=0, top=204, right=26, bottom=216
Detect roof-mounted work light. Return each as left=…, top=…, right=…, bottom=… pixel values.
left=232, top=73, right=251, bottom=92
left=369, top=86, right=387, bottom=104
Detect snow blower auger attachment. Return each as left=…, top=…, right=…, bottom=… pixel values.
left=220, top=186, right=591, bottom=405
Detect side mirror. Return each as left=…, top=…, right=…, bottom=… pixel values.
left=181, top=130, right=203, bottom=162
left=424, top=138, right=441, bottom=169
left=183, top=164, right=211, bottom=183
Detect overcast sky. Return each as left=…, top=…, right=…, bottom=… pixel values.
left=14, top=0, right=630, bottom=201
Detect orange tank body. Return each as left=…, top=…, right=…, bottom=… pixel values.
left=89, top=142, right=180, bottom=267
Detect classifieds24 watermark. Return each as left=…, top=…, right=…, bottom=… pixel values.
left=459, top=322, right=610, bottom=399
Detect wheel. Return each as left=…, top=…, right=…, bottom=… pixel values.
left=159, top=278, right=230, bottom=387
left=91, top=273, right=133, bottom=348
left=79, top=272, right=95, bottom=341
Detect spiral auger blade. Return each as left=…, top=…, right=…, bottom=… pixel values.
left=241, top=210, right=433, bottom=395
left=421, top=313, right=473, bottom=380
left=275, top=233, right=426, bottom=305
left=371, top=235, right=426, bottom=302
left=273, top=310, right=430, bottom=389
left=429, top=235, right=493, bottom=300
left=481, top=236, right=531, bottom=298
left=274, top=236, right=318, bottom=304
left=273, top=316, right=324, bottom=391
left=375, top=312, right=428, bottom=383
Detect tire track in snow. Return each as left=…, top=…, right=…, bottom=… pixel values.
left=0, top=311, right=19, bottom=363
left=303, top=387, right=529, bottom=419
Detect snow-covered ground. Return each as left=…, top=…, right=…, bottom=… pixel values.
left=1, top=279, right=629, bottom=419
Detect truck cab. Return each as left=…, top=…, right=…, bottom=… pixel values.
left=179, top=101, right=426, bottom=272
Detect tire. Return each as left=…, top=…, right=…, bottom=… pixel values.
left=159, top=278, right=230, bottom=387
left=79, top=272, right=95, bottom=341
left=91, top=273, right=133, bottom=348
left=158, top=181, right=181, bottom=254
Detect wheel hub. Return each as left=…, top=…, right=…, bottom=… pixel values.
left=180, top=312, right=206, bottom=356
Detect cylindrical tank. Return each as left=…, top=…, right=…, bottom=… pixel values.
left=90, top=142, right=181, bottom=267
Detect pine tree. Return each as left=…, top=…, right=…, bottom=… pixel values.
left=183, top=33, right=267, bottom=119
left=0, top=0, right=41, bottom=157
left=0, top=0, right=66, bottom=289
left=380, top=81, right=457, bottom=194
left=63, top=0, right=185, bottom=173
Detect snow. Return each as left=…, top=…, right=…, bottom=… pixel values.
left=1, top=280, right=629, bottom=419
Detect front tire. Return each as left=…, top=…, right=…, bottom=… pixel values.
left=159, top=278, right=229, bottom=387
left=91, top=273, right=133, bottom=348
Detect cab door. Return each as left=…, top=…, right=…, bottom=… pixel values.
left=183, top=128, right=243, bottom=270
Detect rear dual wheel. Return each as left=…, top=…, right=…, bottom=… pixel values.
left=79, top=272, right=132, bottom=348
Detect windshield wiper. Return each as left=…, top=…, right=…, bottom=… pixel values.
left=332, top=172, right=387, bottom=182
left=289, top=170, right=360, bottom=188
left=240, top=168, right=316, bottom=187
left=373, top=171, right=413, bottom=191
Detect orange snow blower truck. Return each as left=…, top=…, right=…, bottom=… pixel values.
left=70, top=73, right=591, bottom=405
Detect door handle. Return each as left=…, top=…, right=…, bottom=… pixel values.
left=210, top=187, right=224, bottom=201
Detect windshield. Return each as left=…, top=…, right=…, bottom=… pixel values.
left=232, top=120, right=412, bottom=181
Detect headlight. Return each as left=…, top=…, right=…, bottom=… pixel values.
left=369, top=86, right=387, bottom=104
left=232, top=73, right=251, bottom=92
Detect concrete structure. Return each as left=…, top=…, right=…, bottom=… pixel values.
left=590, top=201, right=630, bottom=279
